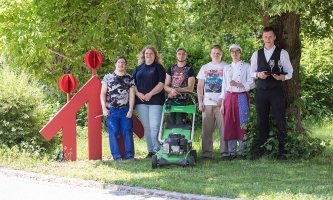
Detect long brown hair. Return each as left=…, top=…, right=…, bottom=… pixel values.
left=136, top=45, right=163, bottom=65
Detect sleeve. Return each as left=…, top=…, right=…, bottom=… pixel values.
left=242, top=63, right=255, bottom=91
left=250, top=51, right=259, bottom=78
left=196, top=65, right=205, bottom=80
left=101, top=73, right=109, bottom=85
left=166, top=66, right=172, bottom=76
left=187, top=66, right=195, bottom=77
left=281, top=49, right=293, bottom=80
left=157, top=64, right=166, bottom=83
left=129, top=75, right=136, bottom=88
left=132, top=67, right=138, bottom=84
left=220, top=67, right=228, bottom=99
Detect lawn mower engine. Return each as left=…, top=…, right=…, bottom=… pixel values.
left=163, top=133, right=188, bottom=155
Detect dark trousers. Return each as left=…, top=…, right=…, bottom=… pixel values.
left=255, top=86, right=287, bottom=156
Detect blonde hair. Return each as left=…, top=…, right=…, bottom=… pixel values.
left=137, top=45, right=163, bottom=65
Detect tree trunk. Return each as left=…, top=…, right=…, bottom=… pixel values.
left=272, top=12, right=303, bottom=133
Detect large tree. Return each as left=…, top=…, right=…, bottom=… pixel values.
left=186, top=0, right=333, bottom=132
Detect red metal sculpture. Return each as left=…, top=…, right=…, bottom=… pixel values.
left=39, top=50, right=144, bottom=161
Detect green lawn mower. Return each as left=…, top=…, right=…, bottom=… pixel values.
left=152, top=95, right=197, bottom=168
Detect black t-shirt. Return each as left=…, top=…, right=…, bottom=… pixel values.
left=132, top=62, right=166, bottom=105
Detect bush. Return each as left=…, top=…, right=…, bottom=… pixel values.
left=0, top=64, right=61, bottom=154
left=243, top=103, right=328, bottom=160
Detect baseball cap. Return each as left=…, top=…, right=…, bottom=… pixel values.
left=176, top=47, right=187, bottom=53
left=229, top=44, right=242, bottom=52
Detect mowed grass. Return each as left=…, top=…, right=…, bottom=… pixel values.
left=1, top=120, right=333, bottom=200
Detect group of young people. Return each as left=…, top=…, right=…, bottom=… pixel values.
left=100, top=26, right=293, bottom=162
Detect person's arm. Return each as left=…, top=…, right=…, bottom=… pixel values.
left=100, top=84, right=109, bottom=116
left=164, top=73, right=179, bottom=98
left=280, top=49, right=293, bottom=80
left=126, top=87, right=135, bottom=118
left=251, top=51, right=269, bottom=80
left=144, top=82, right=164, bottom=101
left=175, top=76, right=195, bottom=93
left=197, top=79, right=205, bottom=112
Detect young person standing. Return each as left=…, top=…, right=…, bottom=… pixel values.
left=197, top=45, right=229, bottom=159
left=220, top=44, right=255, bottom=160
left=100, top=56, right=135, bottom=161
left=132, top=45, right=166, bottom=158
left=250, top=26, right=293, bottom=160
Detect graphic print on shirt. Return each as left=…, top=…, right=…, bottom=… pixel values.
left=104, top=73, right=135, bottom=108
left=204, top=69, right=223, bottom=93
left=171, top=66, right=188, bottom=88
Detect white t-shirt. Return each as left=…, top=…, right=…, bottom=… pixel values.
left=196, top=61, right=229, bottom=105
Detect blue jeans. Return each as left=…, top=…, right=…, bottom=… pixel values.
left=106, top=106, right=134, bottom=160
left=135, top=104, right=162, bottom=153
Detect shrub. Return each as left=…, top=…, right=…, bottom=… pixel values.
left=243, top=103, right=328, bottom=160
left=0, top=64, right=61, bottom=154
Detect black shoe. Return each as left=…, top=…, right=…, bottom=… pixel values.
left=146, top=152, right=156, bottom=158
left=202, top=156, right=212, bottom=159
left=222, top=156, right=229, bottom=161
left=239, top=155, right=247, bottom=160
left=280, top=155, right=287, bottom=160
left=228, top=154, right=237, bottom=160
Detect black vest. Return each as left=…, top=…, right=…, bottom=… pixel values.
left=257, top=47, right=283, bottom=89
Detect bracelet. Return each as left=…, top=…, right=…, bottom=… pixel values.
left=170, top=88, right=173, bottom=93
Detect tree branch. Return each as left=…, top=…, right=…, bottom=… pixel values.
left=48, top=49, right=77, bottom=62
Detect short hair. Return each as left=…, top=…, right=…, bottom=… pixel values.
left=263, top=26, right=276, bottom=35
left=137, top=45, right=163, bottom=65
left=114, top=55, right=127, bottom=64
left=210, top=45, right=223, bottom=53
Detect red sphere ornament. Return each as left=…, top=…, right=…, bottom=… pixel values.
left=58, top=74, right=78, bottom=101
left=84, top=50, right=103, bottom=69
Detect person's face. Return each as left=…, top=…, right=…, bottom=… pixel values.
left=115, top=58, right=126, bottom=71
left=230, top=48, right=241, bottom=61
left=210, top=48, right=222, bottom=61
left=144, top=49, right=155, bottom=64
left=176, top=50, right=187, bottom=62
left=262, top=31, right=276, bottom=49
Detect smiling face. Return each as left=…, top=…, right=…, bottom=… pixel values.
left=115, top=58, right=127, bottom=72
left=210, top=48, right=222, bottom=63
left=262, top=31, right=276, bottom=50
left=144, top=48, right=156, bottom=65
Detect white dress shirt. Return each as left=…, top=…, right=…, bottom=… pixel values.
left=220, top=61, right=255, bottom=99
left=250, top=45, right=293, bottom=80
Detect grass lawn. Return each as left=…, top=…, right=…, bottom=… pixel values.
left=1, top=120, right=332, bottom=199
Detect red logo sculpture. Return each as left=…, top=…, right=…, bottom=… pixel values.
left=39, top=50, right=144, bottom=161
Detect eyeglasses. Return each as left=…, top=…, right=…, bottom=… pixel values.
left=117, top=61, right=127, bottom=65
left=230, top=50, right=241, bottom=54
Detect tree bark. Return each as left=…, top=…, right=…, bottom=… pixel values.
left=273, top=12, right=303, bottom=133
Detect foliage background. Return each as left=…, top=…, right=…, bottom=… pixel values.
left=0, top=0, right=332, bottom=155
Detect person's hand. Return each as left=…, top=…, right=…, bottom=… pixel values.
left=198, top=102, right=205, bottom=112
left=167, top=89, right=179, bottom=98
left=220, top=105, right=224, bottom=114
left=258, top=71, right=270, bottom=79
left=229, top=80, right=238, bottom=87
left=126, top=111, right=133, bottom=118
left=143, top=92, right=153, bottom=101
left=272, top=74, right=285, bottom=81
left=216, top=98, right=222, bottom=106
left=137, top=92, right=145, bottom=102
left=102, top=108, right=109, bottom=117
